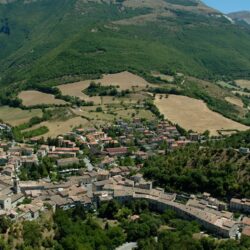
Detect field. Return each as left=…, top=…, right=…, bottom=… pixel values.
left=28, top=117, right=91, bottom=139
left=0, top=106, right=42, bottom=126
left=225, top=97, right=244, bottom=108
left=58, top=80, right=91, bottom=100
left=235, top=79, right=250, bottom=90
left=71, top=105, right=155, bottom=125
left=20, top=101, right=156, bottom=139
left=2, top=73, right=156, bottom=139
left=18, top=90, right=67, bottom=107
left=151, top=72, right=174, bottom=82
left=232, top=91, right=250, bottom=97
left=99, top=71, right=151, bottom=90
left=216, top=81, right=238, bottom=90
left=58, top=71, right=152, bottom=101
left=154, top=95, right=249, bottom=135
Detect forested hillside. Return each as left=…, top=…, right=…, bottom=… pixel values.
left=143, top=132, right=250, bottom=199
left=1, top=0, right=250, bottom=90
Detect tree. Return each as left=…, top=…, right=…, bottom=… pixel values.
left=114, top=207, right=132, bottom=221
left=107, top=227, right=126, bottom=248
left=137, top=237, right=158, bottom=250
left=0, top=217, right=11, bottom=234
left=98, top=200, right=120, bottom=219
left=96, top=107, right=103, bottom=112
left=23, top=221, right=42, bottom=248
left=0, top=237, right=10, bottom=250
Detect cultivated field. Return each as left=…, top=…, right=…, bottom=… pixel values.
left=30, top=117, right=91, bottom=138
left=58, top=81, right=91, bottom=100
left=154, top=95, right=249, bottom=135
left=100, top=71, right=150, bottom=90
left=58, top=71, right=152, bottom=101
left=72, top=105, right=155, bottom=123
left=0, top=106, right=42, bottom=126
left=225, top=97, right=244, bottom=108
left=235, top=79, right=250, bottom=90
left=18, top=90, right=67, bottom=107
left=216, top=81, right=238, bottom=90
left=232, top=91, right=250, bottom=97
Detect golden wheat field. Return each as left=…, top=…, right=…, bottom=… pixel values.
left=58, top=71, right=152, bottom=100
left=0, top=106, right=42, bottom=126
left=19, top=90, right=67, bottom=106
left=225, top=97, right=244, bottom=108
left=154, top=95, right=249, bottom=135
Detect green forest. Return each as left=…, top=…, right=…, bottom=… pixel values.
left=142, top=131, right=250, bottom=199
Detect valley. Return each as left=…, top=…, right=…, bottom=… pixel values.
left=1, top=70, right=250, bottom=140
left=0, top=1, right=250, bottom=249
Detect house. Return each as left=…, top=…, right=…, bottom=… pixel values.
left=106, top=147, right=128, bottom=157
left=2, top=165, right=15, bottom=177
left=22, top=147, right=34, bottom=156
left=0, top=156, right=7, bottom=166
left=99, top=156, right=116, bottom=168
left=190, top=133, right=200, bottom=141
left=37, top=149, right=47, bottom=158
left=21, top=155, right=39, bottom=167
left=239, top=147, right=249, bottom=154
left=11, top=193, right=25, bottom=208
left=230, top=198, right=250, bottom=213
left=110, top=167, right=123, bottom=176
left=97, top=170, right=110, bottom=181
left=48, top=151, right=76, bottom=158
left=17, top=201, right=44, bottom=220
left=242, top=217, right=250, bottom=227
left=135, top=179, right=152, bottom=190
left=0, top=196, right=12, bottom=210
left=242, top=226, right=250, bottom=237
left=57, top=158, right=80, bottom=167
left=54, top=147, right=80, bottom=153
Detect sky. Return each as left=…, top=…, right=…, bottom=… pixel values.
left=203, top=0, right=250, bottom=13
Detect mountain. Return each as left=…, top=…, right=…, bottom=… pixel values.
left=1, top=0, right=250, bottom=90
left=228, top=11, right=250, bottom=25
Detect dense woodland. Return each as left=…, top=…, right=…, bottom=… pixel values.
left=143, top=132, right=250, bottom=199
left=84, top=82, right=130, bottom=97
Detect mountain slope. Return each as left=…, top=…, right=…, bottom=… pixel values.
left=1, top=0, right=250, bottom=89
left=228, top=11, right=250, bottom=25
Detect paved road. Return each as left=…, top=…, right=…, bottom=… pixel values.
left=116, top=242, right=137, bottom=250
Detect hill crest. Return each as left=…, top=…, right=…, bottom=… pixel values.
left=228, top=11, right=250, bottom=25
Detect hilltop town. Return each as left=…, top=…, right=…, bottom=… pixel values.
left=1, top=117, right=250, bottom=246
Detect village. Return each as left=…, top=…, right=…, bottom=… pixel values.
left=0, top=118, right=250, bottom=241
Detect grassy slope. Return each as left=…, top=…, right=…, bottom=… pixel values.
left=1, top=0, right=250, bottom=89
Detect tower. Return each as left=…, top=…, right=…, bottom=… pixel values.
left=13, top=176, right=21, bottom=194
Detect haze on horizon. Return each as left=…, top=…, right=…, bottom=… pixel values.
left=203, top=0, right=250, bottom=14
